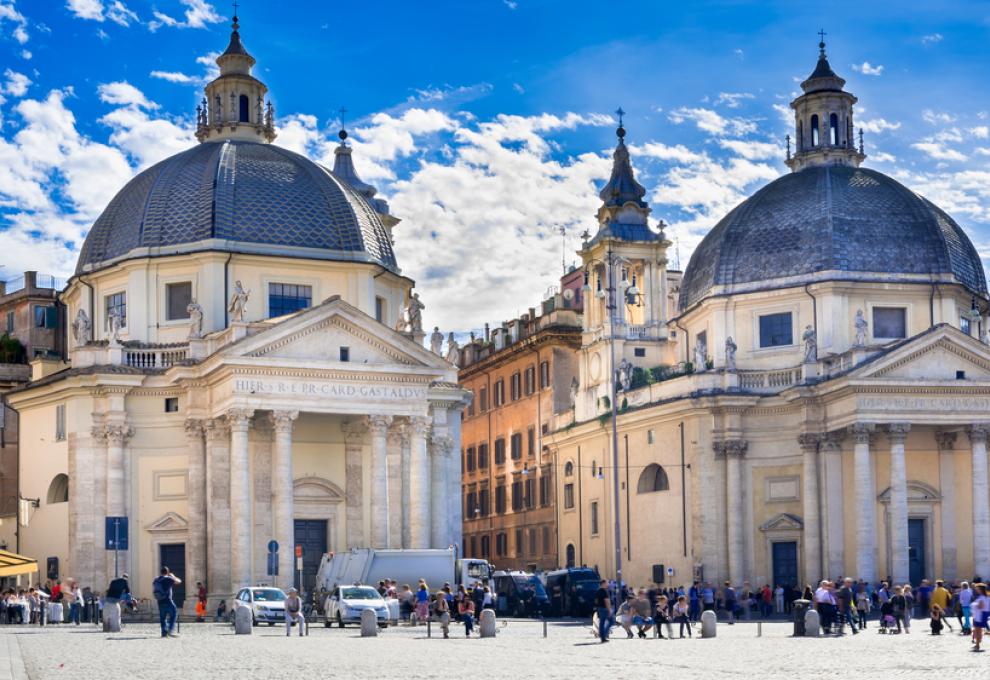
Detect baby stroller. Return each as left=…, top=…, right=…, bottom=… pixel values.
left=878, top=601, right=894, bottom=634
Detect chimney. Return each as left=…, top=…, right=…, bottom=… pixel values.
left=484, top=323, right=490, bottom=343
left=24, top=271, right=37, bottom=291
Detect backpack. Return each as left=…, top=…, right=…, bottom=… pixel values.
left=153, top=577, right=169, bottom=601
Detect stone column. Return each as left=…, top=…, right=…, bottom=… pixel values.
left=849, top=423, right=876, bottom=582
left=408, top=416, right=432, bottom=549
left=342, top=421, right=365, bottom=549
left=936, top=430, right=958, bottom=580
left=105, top=423, right=133, bottom=583
left=716, top=440, right=747, bottom=585
left=228, top=408, right=254, bottom=592
left=821, top=432, right=845, bottom=579
left=399, top=422, right=412, bottom=548
left=367, top=415, right=393, bottom=548
left=447, top=407, right=465, bottom=548
left=798, top=433, right=822, bottom=585
left=887, top=423, right=911, bottom=585
left=184, top=419, right=208, bottom=588
left=387, top=421, right=406, bottom=549
left=430, top=431, right=453, bottom=549
left=271, top=410, right=298, bottom=590
left=205, top=417, right=231, bottom=597
left=968, top=424, right=990, bottom=578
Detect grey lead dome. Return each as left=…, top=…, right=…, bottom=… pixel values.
left=678, top=165, right=988, bottom=311
left=76, top=140, right=398, bottom=275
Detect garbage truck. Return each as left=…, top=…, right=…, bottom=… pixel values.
left=314, top=548, right=492, bottom=606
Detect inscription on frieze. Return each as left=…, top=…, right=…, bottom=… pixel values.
left=234, top=378, right=428, bottom=401
left=858, top=396, right=990, bottom=412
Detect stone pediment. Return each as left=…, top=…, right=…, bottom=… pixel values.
left=877, top=480, right=941, bottom=503
left=224, top=296, right=450, bottom=370
left=851, top=325, right=990, bottom=381
left=146, top=512, right=188, bottom=532
left=759, top=513, right=803, bottom=532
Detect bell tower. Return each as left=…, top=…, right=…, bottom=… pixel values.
left=785, top=35, right=865, bottom=172
left=195, top=10, right=276, bottom=143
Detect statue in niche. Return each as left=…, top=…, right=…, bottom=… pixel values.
left=187, top=299, right=204, bottom=339
left=724, top=336, right=737, bottom=371
left=107, top=307, right=123, bottom=346
left=802, top=325, right=818, bottom=363
left=228, top=281, right=250, bottom=322
left=617, top=357, right=633, bottom=392
left=693, top=337, right=707, bottom=371
left=853, top=309, right=868, bottom=347
left=72, top=308, right=91, bottom=347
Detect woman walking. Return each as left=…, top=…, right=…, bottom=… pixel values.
left=902, top=584, right=914, bottom=633
left=890, top=586, right=907, bottom=634
left=972, top=583, right=989, bottom=652
left=855, top=583, right=871, bottom=629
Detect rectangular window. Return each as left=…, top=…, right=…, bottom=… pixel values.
left=563, top=483, right=574, bottom=509
left=529, top=528, right=537, bottom=555
left=479, top=387, right=488, bottom=413
left=510, top=372, right=521, bottom=401
left=35, top=305, right=58, bottom=328
left=495, top=484, right=506, bottom=514
left=55, top=404, right=66, bottom=442
left=5, top=311, right=13, bottom=333
left=339, top=347, right=350, bottom=362
left=268, top=282, right=312, bottom=317
left=375, top=296, right=385, bottom=323
left=527, top=426, right=535, bottom=457
left=496, top=533, right=507, bottom=557
left=647, top=430, right=654, bottom=445
left=759, top=312, right=792, bottom=348
left=470, top=536, right=477, bottom=558
left=590, top=501, right=599, bottom=535
left=495, top=437, right=506, bottom=465
left=524, top=366, right=535, bottom=395
left=511, top=480, right=523, bottom=512
left=467, top=399, right=475, bottom=418
left=515, top=528, right=524, bottom=557
left=961, top=316, right=972, bottom=335
left=481, top=535, right=490, bottom=558
left=105, top=292, right=127, bottom=328
left=634, top=347, right=646, bottom=357
left=478, top=444, right=489, bottom=469
left=510, top=433, right=522, bottom=460
left=34, top=305, right=46, bottom=328
left=540, top=361, right=550, bottom=389
left=164, top=397, right=179, bottom=413
left=465, top=491, right=477, bottom=519
left=873, top=307, right=906, bottom=339
left=539, top=469, right=552, bottom=506
left=494, top=379, right=505, bottom=407
left=542, top=526, right=551, bottom=553
left=166, top=282, right=192, bottom=321
left=479, top=487, right=490, bottom=516
left=466, top=447, right=476, bottom=472
left=525, top=477, right=535, bottom=509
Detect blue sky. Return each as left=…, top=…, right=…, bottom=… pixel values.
left=1, top=0, right=989, bottom=331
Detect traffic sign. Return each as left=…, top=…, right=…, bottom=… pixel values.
left=295, top=544, right=303, bottom=558
left=267, top=552, right=278, bottom=576
left=104, top=517, right=128, bottom=550
left=267, top=540, right=279, bottom=554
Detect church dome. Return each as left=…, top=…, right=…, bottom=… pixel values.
left=76, top=140, right=398, bottom=274
left=679, top=165, right=987, bottom=310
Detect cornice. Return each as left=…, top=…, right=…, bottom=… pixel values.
left=457, top=327, right=582, bottom=380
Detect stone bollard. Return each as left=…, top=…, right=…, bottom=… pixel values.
left=479, top=608, right=497, bottom=638
left=804, top=609, right=820, bottom=637
left=410, top=612, right=419, bottom=627
left=233, top=605, right=253, bottom=635
left=102, top=602, right=121, bottom=633
left=701, top=609, right=717, bottom=638
left=360, top=608, right=378, bottom=637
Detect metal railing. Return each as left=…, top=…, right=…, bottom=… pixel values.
left=3, top=274, right=66, bottom=294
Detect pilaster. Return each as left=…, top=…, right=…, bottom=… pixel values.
left=205, top=417, right=231, bottom=596
left=886, top=423, right=911, bottom=585
left=798, top=433, right=822, bottom=584
left=849, top=423, right=876, bottom=582
left=184, top=418, right=208, bottom=589
left=367, top=415, right=393, bottom=549
left=936, top=430, right=958, bottom=580
left=228, top=408, right=254, bottom=592
left=342, top=421, right=366, bottom=549
left=714, top=439, right=747, bottom=585
left=408, top=416, right=432, bottom=549
left=967, top=424, right=990, bottom=578
left=271, top=410, right=298, bottom=589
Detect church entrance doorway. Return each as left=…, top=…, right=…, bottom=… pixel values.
left=159, top=543, right=186, bottom=607
left=908, top=518, right=926, bottom=585
left=771, top=541, right=798, bottom=589
left=294, top=519, right=327, bottom=596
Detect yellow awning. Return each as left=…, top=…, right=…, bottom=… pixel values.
left=0, top=550, right=38, bottom=577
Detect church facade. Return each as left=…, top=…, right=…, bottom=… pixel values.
left=552, top=43, right=990, bottom=590
left=8, top=17, right=466, bottom=600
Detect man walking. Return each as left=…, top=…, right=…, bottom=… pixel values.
left=836, top=578, right=858, bottom=635
left=594, top=579, right=611, bottom=643
left=153, top=566, right=182, bottom=638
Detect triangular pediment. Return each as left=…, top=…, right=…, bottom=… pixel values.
left=223, top=296, right=451, bottom=370
left=760, top=513, right=803, bottom=532
left=146, top=512, right=188, bottom=532
left=851, top=325, right=990, bottom=381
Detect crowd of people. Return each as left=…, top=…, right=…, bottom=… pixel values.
left=374, top=578, right=494, bottom=638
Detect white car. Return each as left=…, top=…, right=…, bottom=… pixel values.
left=235, top=587, right=287, bottom=626
left=323, top=585, right=389, bottom=628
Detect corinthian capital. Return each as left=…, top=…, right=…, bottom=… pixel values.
left=886, top=422, right=911, bottom=443
left=341, top=419, right=367, bottom=445
left=227, top=408, right=254, bottom=431
left=184, top=418, right=206, bottom=439
left=366, top=414, right=393, bottom=436
left=409, top=415, right=432, bottom=437
left=105, top=424, right=134, bottom=446
left=204, top=417, right=229, bottom=442
left=848, top=423, right=874, bottom=445
left=797, top=433, right=821, bottom=451
left=270, top=410, right=299, bottom=434
left=388, top=419, right=410, bottom=446
left=430, top=432, right=455, bottom=456
left=713, top=439, right=747, bottom=457
left=967, top=423, right=990, bottom=445
left=935, top=429, right=958, bottom=451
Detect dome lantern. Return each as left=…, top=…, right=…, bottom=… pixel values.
left=785, top=34, right=865, bottom=173
left=195, top=11, right=276, bottom=144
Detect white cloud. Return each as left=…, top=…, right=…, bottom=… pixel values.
left=859, top=118, right=901, bottom=133
left=106, top=1, right=137, bottom=26
left=3, top=68, right=30, bottom=97
left=504, top=0, right=518, bottom=8
left=852, top=62, right=884, bottom=76
left=911, top=142, right=967, bottom=162
left=717, top=139, right=782, bottom=161
left=714, top=92, right=754, bottom=109
left=668, top=107, right=757, bottom=136
left=772, top=103, right=792, bottom=126
left=66, top=0, right=104, bottom=20
left=97, top=81, right=157, bottom=109
left=870, top=151, right=897, bottom=163
left=922, top=109, right=957, bottom=125
left=922, top=33, right=943, bottom=45
left=970, top=126, right=989, bottom=140
left=0, top=1, right=28, bottom=45
left=512, top=83, right=525, bottom=95
left=149, top=0, right=222, bottom=31
left=733, top=48, right=744, bottom=59
left=634, top=142, right=704, bottom=165
left=150, top=70, right=197, bottom=84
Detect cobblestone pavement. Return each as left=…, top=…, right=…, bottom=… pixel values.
left=0, top=619, right=987, bottom=680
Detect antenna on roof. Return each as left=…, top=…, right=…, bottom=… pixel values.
left=337, top=106, right=349, bottom=143
left=675, top=236, right=681, bottom=270
left=559, top=225, right=566, bottom=274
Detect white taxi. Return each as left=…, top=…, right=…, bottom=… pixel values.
left=234, top=586, right=288, bottom=626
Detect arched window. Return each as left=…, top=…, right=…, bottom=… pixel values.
left=797, top=120, right=804, bottom=151
left=637, top=464, right=669, bottom=493
left=565, top=543, right=576, bottom=568
left=47, top=473, right=69, bottom=504
left=811, top=115, right=820, bottom=146
left=564, top=461, right=574, bottom=477
left=829, top=113, right=839, bottom=145
left=239, top=95, right=250, bottom=123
